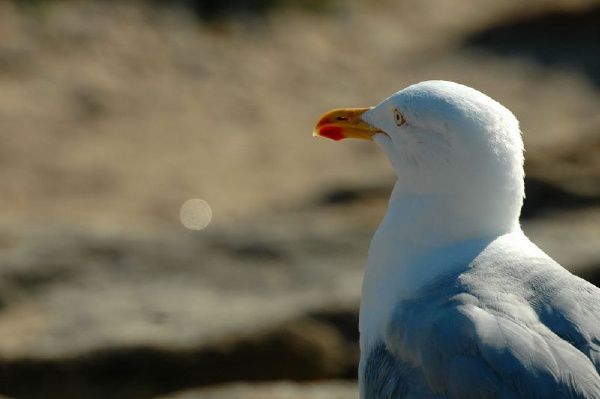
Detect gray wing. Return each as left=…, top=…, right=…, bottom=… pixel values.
left=378, top=247, right=600, bottom=399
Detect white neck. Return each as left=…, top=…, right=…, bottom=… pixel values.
left=358, top=180, right=518, bottom=352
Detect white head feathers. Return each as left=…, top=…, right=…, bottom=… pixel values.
left=364, top=80, right=525, bottom=237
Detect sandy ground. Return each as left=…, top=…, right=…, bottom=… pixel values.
left=0, top=0, right=598, bottom=231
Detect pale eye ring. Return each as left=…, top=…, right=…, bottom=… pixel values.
left=393, top=109, right=406, bottom=127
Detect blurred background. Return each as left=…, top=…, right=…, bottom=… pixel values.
left=0, top=0, right=598, bottom=398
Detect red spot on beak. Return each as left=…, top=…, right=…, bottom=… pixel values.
left=319, top=125, right=345, bottom=141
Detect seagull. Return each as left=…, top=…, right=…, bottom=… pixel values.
left=313, top=81, right=600, bottom=398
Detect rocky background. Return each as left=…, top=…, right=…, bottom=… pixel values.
left=0, top=0, right=598, bottom=398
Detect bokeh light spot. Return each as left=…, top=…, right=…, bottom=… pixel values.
left=180, top=199, right=212, bottom=230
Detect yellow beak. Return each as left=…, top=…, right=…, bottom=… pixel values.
left=313, top=107, right=383, bottom=141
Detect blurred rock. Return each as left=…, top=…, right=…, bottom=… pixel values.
left=522, top=209, right=600, bottom=277
left=0, top=223, right=364, bottom=399
left=156, top=381, right=357, bottom=399
left=0, top=204, right=597, bottom=398
left=465, top=3, right=600, bottom=86
left=525, top=135, right=600, bottom=198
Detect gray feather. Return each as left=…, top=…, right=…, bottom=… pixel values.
left=363, top=240, right=600, bottom=398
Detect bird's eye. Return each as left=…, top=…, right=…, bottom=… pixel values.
left=393, top=109, right=406, bottom=127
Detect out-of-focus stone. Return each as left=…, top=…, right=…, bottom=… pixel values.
left=0, top=223, right=363, bottom=399
left=156, top=381, right=358, bottom=399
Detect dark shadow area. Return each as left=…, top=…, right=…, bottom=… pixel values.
left=309, top=309, right=359, bottom=346
left=521, top=176, right=600, bottom=219
left=577, top=263, right=600, bottom=288
left=316, top=184, right=391, bottom=207
left=14, top=0, right=336, bottom=21
left=0, top=310, right=358, bottom=399
left=154, top=0, right=335, bottom=20
left=315, top=178, right=599, bottom=219
left=465, top=4, right=600, bottom=86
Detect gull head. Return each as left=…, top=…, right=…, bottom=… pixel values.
left=314, top=80, right=525, bottom=236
